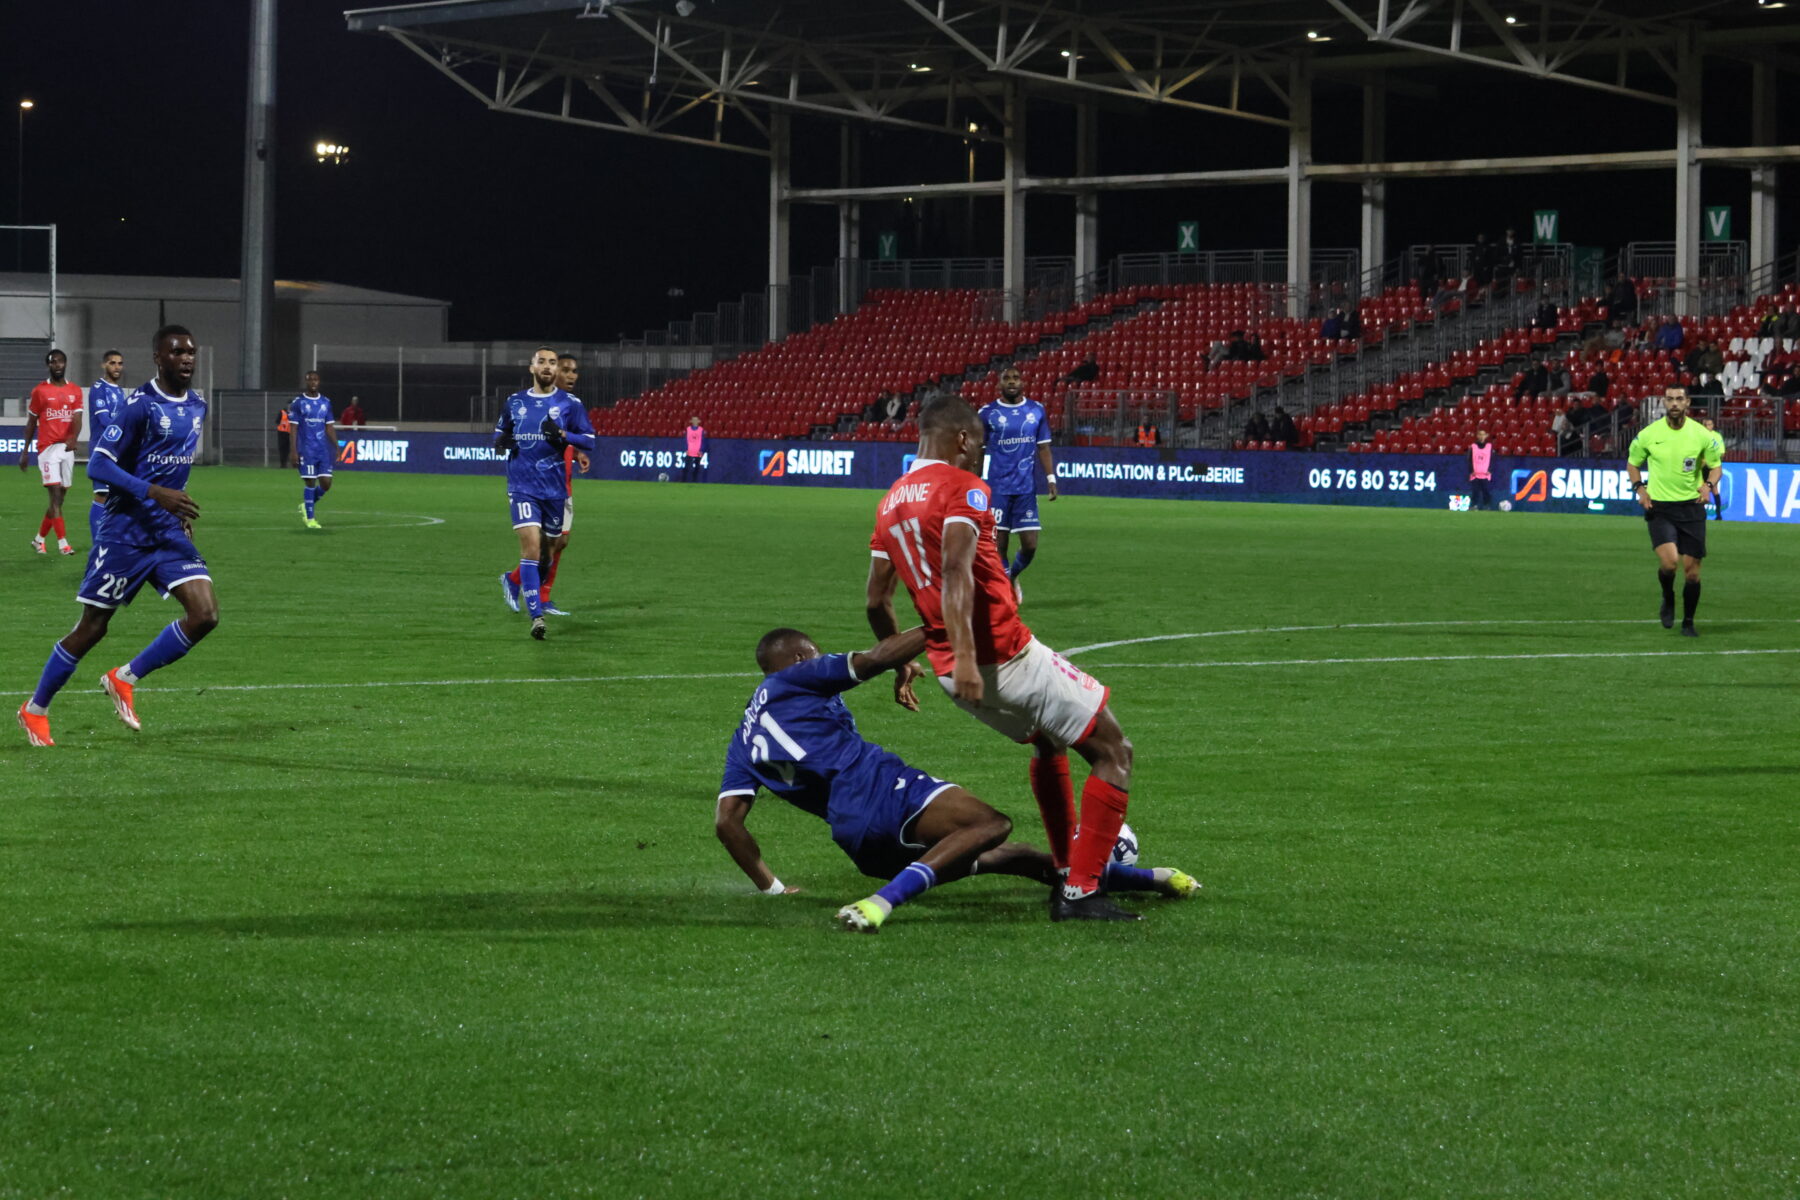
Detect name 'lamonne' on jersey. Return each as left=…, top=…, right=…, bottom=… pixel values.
left=493, top=387, right=596, bottom=497
left=979, top=396, right=1050, bottom=495
left=93, top=381, right=207, bottom=546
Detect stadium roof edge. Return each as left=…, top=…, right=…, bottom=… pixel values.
left=344, top=0, right=584, bottom=34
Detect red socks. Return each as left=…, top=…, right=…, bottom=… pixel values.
left=37, top=516, right=53, bottom=538
left=51, top=517, right=66, bottom=540
left=542, top=543, right=564, bottom=600
left=506, top=566, right=522, bottom=586
left=1068, top=776, right=1130, bottom=894
left=1029, top=754, right=1076, bottom=869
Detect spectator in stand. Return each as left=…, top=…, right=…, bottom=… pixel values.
left=1514, top=357, right=1549, bottom=400
left=1608, top=276, right=1639, bottom=324
left=1686, top=339, right=1723, bottom=380
left=1243, top=410, right=1271, bottom=444
left=1653, top=316, right=1685, bottom=354
left=1321, top=308, right=1346, bottom=340
left=1432, top=273, right=1469, bottom=313
left=1246, top=334, right=1267, bottom=362
left=1342, top=307, right=1363, bottom=341
left=1546, top=362, right=1572, bottom=398
left=1224, top=330, right=1255, bottom=361
left=1467, top=429, right=1495, bottom=510
left=1613, top=395, right=1636, bottom=428
left=339, top=396, right=367, bottom=427
left=1757, top=307, right=1781, bottom=339
left=682, top=415, right=707, bottom=483
left=1208, top=336, right=1232, bottom=366
left=1778, top=305, right=1800, bottom=344
left=1692, top=372, right=1724, bottom=398
left=1472, top=234, right=1495, bottom=286
left=1062, top=353, right=1100, bottom=384
left=1589, top=363, right=1611, bottom=400
left=1492, top=229, right=1522, bottom=290
left=1532, top=300, right=1559, bottom=331
left=1269, top=406, right=1299, bottom=447
left=1552, top=399, right=1581, bottom=456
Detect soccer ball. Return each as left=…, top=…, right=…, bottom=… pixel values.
left=657, top=471, right=670, bottom=482
left=1499, top=499, right=1513, bottom=512
left=1112, top=822, right=1139, bottom=867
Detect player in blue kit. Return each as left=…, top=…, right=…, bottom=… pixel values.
left=288, top=371, right=338, bottom=529
left=18, top=326, right=219, bottom=747
left=493, top=347, right=595, bottom=639
left=978, top=366, right=1059, bottom=597
left=87, top=350, right=128, bottom=540
left=714, top=626, right=1197, bottom=932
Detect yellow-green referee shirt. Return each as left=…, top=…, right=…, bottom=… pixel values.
left=1627, top=417, right=1720, bottom=503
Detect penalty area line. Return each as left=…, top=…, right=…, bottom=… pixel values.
left=1090, top=647, right=1800, bottom=670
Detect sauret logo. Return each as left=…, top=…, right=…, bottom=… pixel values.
left=1510, top=466, right=1633, bottom=503
left=338, top=438, right=410, bottom=465
left=759, top=448, right=854, bottom=477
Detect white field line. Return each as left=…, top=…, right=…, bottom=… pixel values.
left=1061, top=618, right=1800, bottom=656
left=1091, top=648, right=1800, bottom=670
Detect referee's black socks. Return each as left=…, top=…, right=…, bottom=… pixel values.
left=1682, top=579, right=1701, bottom=625
left=1658, top=568, right=1676, bottom=602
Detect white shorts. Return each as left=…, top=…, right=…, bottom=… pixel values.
left=562, top=494, right=574, bottom=533
left=937, top=637, right=1110, bottom=749
left=38, top=443, right=74, bottom=488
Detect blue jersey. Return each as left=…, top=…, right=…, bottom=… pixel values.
left=94, top=381, right=207, bottom=547
left=493, top=388, right=595, bottom=500
left=718, top=654, right=888, bottom=819
left=980, top=398, right=1050, bottom=495
left=288, top=395, right=335, bottom=459
left=89, top=379, right=126, bottom=433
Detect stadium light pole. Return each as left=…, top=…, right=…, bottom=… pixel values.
left=239, top=0, right=277, bottom=389
left=16, top=99, right=31, bottom=270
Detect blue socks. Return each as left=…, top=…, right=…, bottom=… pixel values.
left=30, top=642, right=83, bottom=711
left=519, top=559, right=542, bottom=618
left=303, top=486, right=317, bottom=519
left=1103, top=864, right=1159, bottom=892
left=875, top=862, right=938, bottom=910
left=1008, top=546, right=1035, bottom=579
left=126, top=621, right=195, bottom=681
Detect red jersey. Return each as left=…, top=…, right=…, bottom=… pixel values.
left=870, top=459, right=1032, bottom=675
left=29, top=382, right=83, bottom=446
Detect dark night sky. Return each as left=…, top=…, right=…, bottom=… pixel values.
left=4, top=3, right=1795, bottom=343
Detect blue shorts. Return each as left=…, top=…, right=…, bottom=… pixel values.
left=77, top=536, right=211, bottom=610
left=827, top=751, right=956, bottom=879
left=993, top=491, right=1040, bottom=532
left=297, top=456, right=333, bottom=479
left=509, top=493, right=565, bottom=539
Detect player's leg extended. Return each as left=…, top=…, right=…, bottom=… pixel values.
left=837, top=788, right=1012, bottom=932
left=103, top=579, right=220, bottom=731
left=1009, top=528, right=1039, bottom=580
left=19, top=606, right=116, bottom=745
left=1059, top=708, right=1141, bottom=920
left=1653, top=539, right=1680, bottom=628
left=1028, top=736, right=1077, bottom=870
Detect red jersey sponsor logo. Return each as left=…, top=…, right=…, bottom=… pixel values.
left=29, top=382, right=83, bottom=445
left=871, top=460, right=1031, bottom=675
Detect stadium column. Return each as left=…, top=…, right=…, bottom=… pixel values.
left=769, top=111, right=792, bottom=342
left=1672, top=28, right=1701, bottom=316
left=1003, top=81, right=1027, bottom=325
left=238, top=0, right=277, bottom=389
left=1074, top=103, right=1099, bottom=305
left=1286, top=57, right=1313, bottom=320
left=838, top=123, right=862, bottom=317
left=1749, top=61, right=1779, bottom=275
left=1359, top=80, right=1386, bottom=286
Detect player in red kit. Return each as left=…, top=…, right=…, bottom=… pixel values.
left=20, top=349, right=84, bottom=555
left=866, top=395, right=1198, bottom=921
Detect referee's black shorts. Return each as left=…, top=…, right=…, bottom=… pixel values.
left=1646, top=499, right=1708, bottom=558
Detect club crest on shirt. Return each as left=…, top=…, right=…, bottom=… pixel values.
left=159, top=413, right=172, bottom=432
left=967, top=488, right=989, bottom=511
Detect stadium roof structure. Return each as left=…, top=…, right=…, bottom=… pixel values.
left=347, top=0, right=1800, bottom=318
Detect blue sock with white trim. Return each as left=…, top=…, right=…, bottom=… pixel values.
left=303, top=486, right=317, bottom=519
left=1008, top=545, right=1035, bottom=579
left=1103, top=864, right=1160, bottom=892
left=126, top=621, right=195, bottom=681
left=519, top=559, right=542, bottom=619
left=29, top=642, right=84, bottom=712
left=875, top=861, right=938, bottom=910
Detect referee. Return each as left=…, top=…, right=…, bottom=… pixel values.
left=1626, top=388, right=1722, bottom=636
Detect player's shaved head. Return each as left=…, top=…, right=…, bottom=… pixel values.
left=153, top=324, right=192, bottom=352
left=756, top=627, right=817, bottom=673
left=920, top=395, right=979, bottom=438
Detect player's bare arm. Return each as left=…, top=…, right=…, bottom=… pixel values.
left=18, top=412, right=38, bottom=469
left=148, top=485, right=200, bottom=521
left=1037, top=443, right=1059, bottom=500
left=850, top=625, right=929, bottom=712
left=941, top=521, right=983, bottom=705
left=865, top=554, right=902, bottom=640
left=714, top=793, right=799, bottom=893
left=65, top=411, right=82, bottom=452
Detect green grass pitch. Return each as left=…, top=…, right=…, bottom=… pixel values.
left=3, top=467, right=1796, bottom=1198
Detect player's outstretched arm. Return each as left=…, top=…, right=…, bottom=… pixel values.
left=851, top=627, right=929, bottom=711
left=866, top=554, right=902, bottom=640
left=714, top=793, right=799, bottom=894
